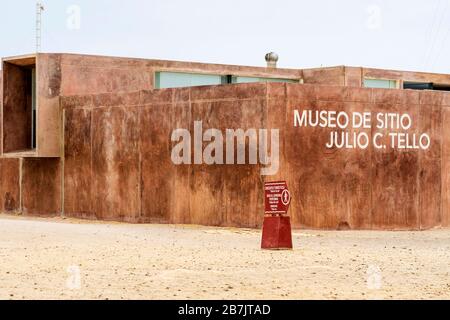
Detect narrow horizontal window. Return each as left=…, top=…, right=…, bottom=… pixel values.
left=155, top=72, right=222, bottom=89
left=233, top=76, right=299, bottom=84
left=363, top=78, right=397, bottom=89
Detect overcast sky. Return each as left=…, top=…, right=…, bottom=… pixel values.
left=1, top=0, right=449, bottom=73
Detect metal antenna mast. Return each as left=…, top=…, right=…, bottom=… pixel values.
left=36, top=1, right=45, bottom=52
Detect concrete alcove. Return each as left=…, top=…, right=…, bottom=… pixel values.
left=1, top=54, right=62, bottom=158
left=2, top=55, right=36, bottom=155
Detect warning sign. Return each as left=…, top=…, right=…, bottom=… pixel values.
left=264, top=181, right=291, bottom=215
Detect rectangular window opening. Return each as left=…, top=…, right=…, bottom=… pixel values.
left=2, top=56, right=37, bottom=154
left=154, top=71, right=300, bottom=89
left=155, top=71, right=222, bottom=89
left=404, top=81, right=450, bottom=91
left=363, top=78, right=397, bottom=89
left=232, top=76, right=299, bottom=84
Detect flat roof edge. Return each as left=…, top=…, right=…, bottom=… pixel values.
left=31, top=52, right=301, bottom=72
left=2, top=54, right=37, bottom=62
left=302, top=65, right=450, bottom=78
left=1, top=53, right=448, bottom=78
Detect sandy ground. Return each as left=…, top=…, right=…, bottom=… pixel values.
left=0, top=214, right=450, bottom=300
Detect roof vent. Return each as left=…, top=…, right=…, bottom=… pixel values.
left=265, top=52, right=279, bottom=68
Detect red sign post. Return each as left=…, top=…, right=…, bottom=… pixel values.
left=261, top=181, right=293, bottom=250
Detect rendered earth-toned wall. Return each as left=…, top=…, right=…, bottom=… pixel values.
left=0, top=54, right=449, bottom=230
left=2, top=82, right=444, bottom=230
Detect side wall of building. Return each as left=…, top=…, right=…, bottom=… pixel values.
left=58, top=83, right=449, bottom=230
left=443, top=105, right=450, bottom=227
left=283, top=85, right=448, bottom=230
left=0, top=73, right=21, bottom=213
left=60, top=85, right=267, bottom=226
left=1, top=82, right=449, bottom=230
left=29, top=53, right=303, bottom=157
left=302, top=66, right=450, bottom=89
left=57, top=54, right=302, bottom=96
left=302, top=67, right=345, bottom=86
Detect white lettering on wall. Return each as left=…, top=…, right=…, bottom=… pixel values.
left=294, top=109, right=430, bottom=150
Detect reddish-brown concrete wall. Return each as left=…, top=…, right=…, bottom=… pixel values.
left=61, top=85, right=267, bottom=226
left=57, top=53, right=302, bottom=96
left=0, top=75, right=21, bottom=213
left=302, top=66, right=450, bottom=88
left=0, top=158, right=20, bottom=213
left=1, top=73, right=2, bottom=154
left=441, top=106, right=450, bottom=227
left=344, top=67, right=362, bottom=87
left=2, top=53, right=449, bottom=230
left=21, top=158, right=61, bottom=216
left=6, top=52, right=450, bottom=159
left=8, top=53, right=301, bottom=158
left=0, top=157, right=61, bottom=216
left=36, top=54, right=62, bottom=157
left=283, top=85, right=448, bottom=230
left=58, top=83, right=450, bottom=230
left=363, top=67, right=450, bottom=86
left=302, top=67, right=345, bottom=86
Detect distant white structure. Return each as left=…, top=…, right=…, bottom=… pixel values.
left=36, top=1, right=45, bottom=52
